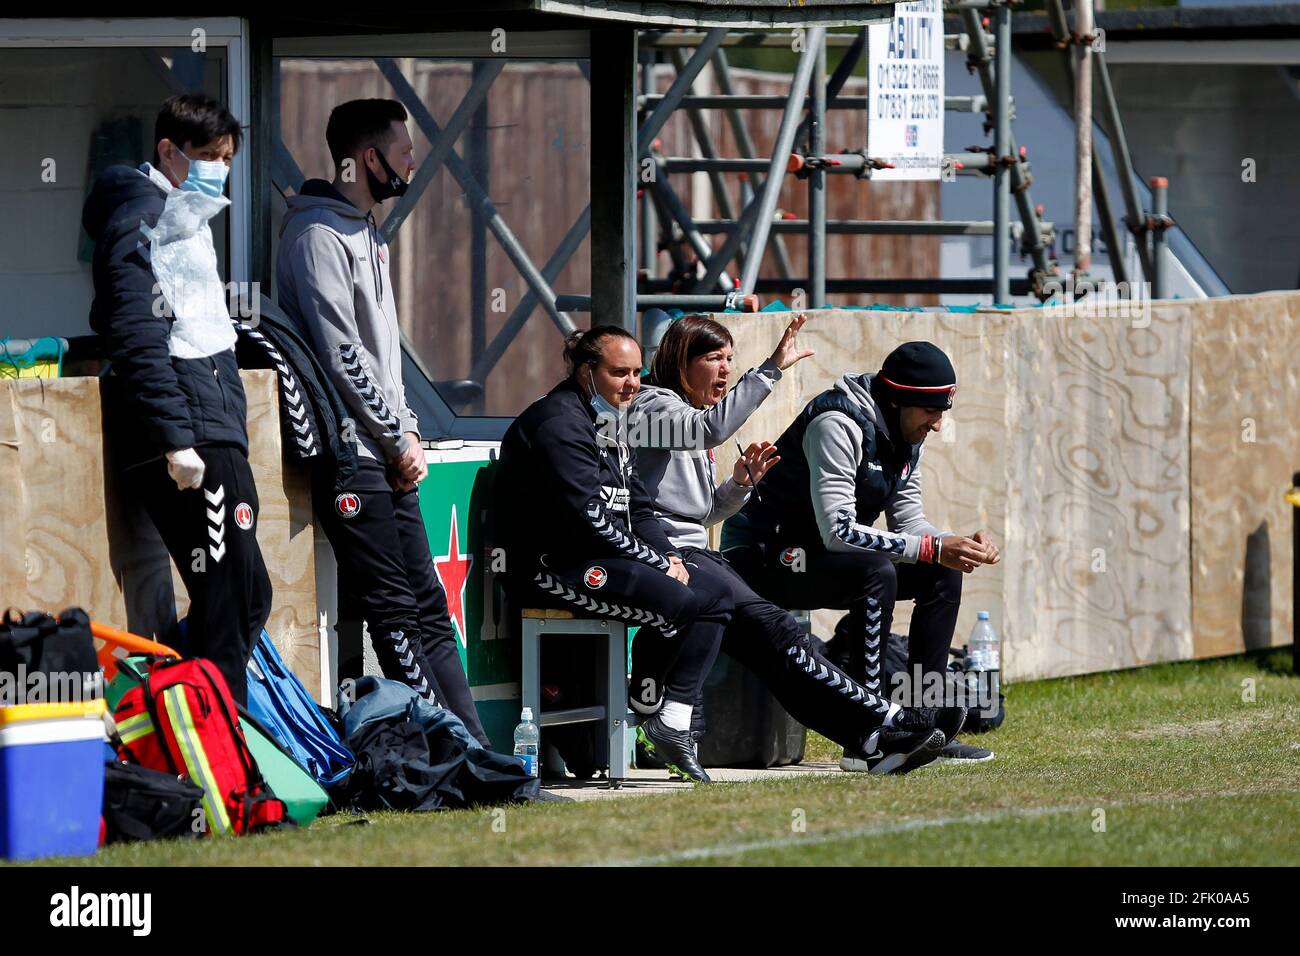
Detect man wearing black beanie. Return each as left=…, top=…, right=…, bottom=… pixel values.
left=722, top=341, right=1001, bottom=770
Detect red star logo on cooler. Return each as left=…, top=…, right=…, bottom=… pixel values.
left=433, top=505, right=473, bottom=647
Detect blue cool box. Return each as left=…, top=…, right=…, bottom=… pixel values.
left=0, top=701, right=106, bottom=860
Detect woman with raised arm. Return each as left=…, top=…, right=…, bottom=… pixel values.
left=629, top=313, right=965, bottom=774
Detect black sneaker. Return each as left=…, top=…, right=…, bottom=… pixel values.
left=637, top=714, right=711, bottom=784
left=837, top=705, right=934, bottom=774
left=929, top=705, right=969, bottom=747
left=890, top=706, right=939, bottom=734
left=894, top=706, right=970, bottom=773
left=934, top=739, right=995, bottom=764
left=840, top=727, right=944, bottom=775
left=841, top=704, right=966, bottom=775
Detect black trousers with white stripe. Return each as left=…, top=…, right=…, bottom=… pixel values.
left=679, top=549, right=896, bottom=753
left=519, top=556, right=732, bottom=708
left=725, top=544, right=962, bottom=702
left=135, top=445, right=272, bottom=707
left=312, top=458, right=490, bottom=747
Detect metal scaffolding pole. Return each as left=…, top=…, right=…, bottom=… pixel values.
left=1149, top=176, right=1170, bottom=299
left=643, top=94, right=1000, bottom=111
left=809, top=33, right=827, bottom=307
left=380, top=58, right=503, bottom=244
left=794, top=26, right=866, bottom=153
left=711, top=48, right=794, bottom=278
left=467, top=61, right=491, bottom=416
left=656, top=150, right=1003, bottom=175
left=1096, top=49, right=1153, bottom=280
left=644, top=181, right=696, bottom=282
left=644, top=31, right=868, bottom=50
left=690, top=218, right=1051, bottom=238
left=557, top=293, right=759, bottom=312
left=647, top=162, right=737, bottom=291
left=377, top=58, right=575, bottom=335
left=1043, top=0, right=1128, bottom=286
left=637, top=28, right=726, bottom=156
left=645, top=277, right=1036, bottom=296
left=640, top=52, right=658, bottom=278
left=994, top=5, right=1011, bottom=303
left=668, top=48, right=737, bottom=225
left=469, top=207, right=592, bottom=385
left=961, top=8, right=1056, bottom=292
left=1074, top=0, right=1094, bottom=277
left=693, top=192, right=764, bottom=292
left=738, top=26, right=824, bottom=294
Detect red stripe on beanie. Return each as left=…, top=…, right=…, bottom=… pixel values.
left=878, top=375, right=956, bottom=393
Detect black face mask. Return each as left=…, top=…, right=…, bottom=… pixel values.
left=365, top=147, right=409, bottom=203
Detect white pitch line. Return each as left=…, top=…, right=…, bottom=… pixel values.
left=604, top=786, right=1300, bottom=867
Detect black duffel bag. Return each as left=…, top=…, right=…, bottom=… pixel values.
left=102, top=761, right=205, bottom=844
left=878, top=630, right=1005, bottom=733
left=0, top=607, right=100, bottom=702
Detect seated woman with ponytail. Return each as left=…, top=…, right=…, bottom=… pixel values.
left=495, top=325, right=733, bottom=784
left=628, top=313, right=965, bottom=774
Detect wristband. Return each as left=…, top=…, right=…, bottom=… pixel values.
left=919, top=533, right=934, bottom=564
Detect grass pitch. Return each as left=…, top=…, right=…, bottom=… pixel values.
left=22, top=649, right=1300, bottom=867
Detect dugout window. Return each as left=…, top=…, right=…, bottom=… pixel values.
left=270, top=32, right=593, bottom=439
left=0, top=18, right=251, bottom=342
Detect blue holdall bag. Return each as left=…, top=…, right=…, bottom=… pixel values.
left=245, top=630, right=354, bottom=788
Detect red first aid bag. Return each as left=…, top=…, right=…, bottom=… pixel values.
left=113, top=657, right=288, bottom=836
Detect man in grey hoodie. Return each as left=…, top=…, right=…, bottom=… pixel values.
left=276, top=98, right=488, bottom=745
left=722, top=341, right=1000, bottom=765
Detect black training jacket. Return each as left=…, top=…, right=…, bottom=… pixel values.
left=495, top=377, right=680, bottom=579
left=82, top=165, right=248, bottom=468
left=232, top=294, right=359, bottom=491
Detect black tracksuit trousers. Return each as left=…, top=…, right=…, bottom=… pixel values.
left=312, top=458, right=490, bottom=747
left=678, top=548, right=897, bottom=752
left=725, top=544, right=962, bottom=705
left=134, top=446, right=272, bottom=707
left=520, top=555, right=732, bottom=709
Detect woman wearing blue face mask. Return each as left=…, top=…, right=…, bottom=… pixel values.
left=82, top=93, right=271, bottom=705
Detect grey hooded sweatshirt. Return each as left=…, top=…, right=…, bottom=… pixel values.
left=804, top=371, right=947, bottom=561
left=629, top=359, right=782, bottom=549
left=276, top=180, right=417, bottom=462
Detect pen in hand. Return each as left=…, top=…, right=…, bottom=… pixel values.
left=736, top=440, right=763, bottom=504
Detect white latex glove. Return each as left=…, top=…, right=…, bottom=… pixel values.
left=165, top=447, right=206, bottom=491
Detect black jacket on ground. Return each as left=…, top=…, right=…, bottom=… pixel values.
left=496, top=377, right=680, bottom=581
left=82, top=164, right=248, bottom=468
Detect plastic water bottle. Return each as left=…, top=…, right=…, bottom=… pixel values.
left=513, top=707, right=540, bottom=778
left=967, top=611, right=1001, bottom=717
